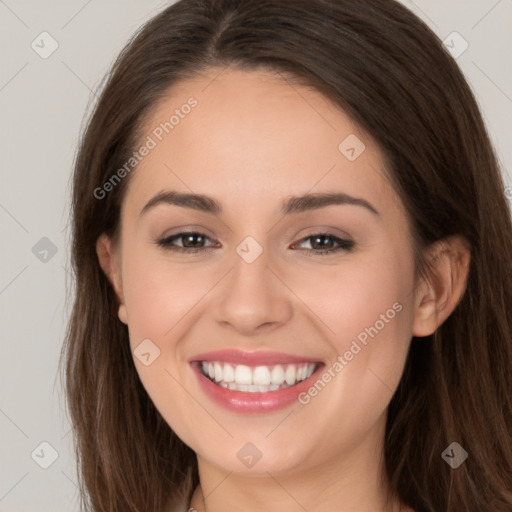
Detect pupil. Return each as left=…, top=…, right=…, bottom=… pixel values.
left=313, top=235, right=332, bottom=249
left=181, top=234, right=336, bottom=249
left=184, top=234, right=203, bottom=247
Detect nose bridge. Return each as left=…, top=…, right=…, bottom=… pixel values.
left=232, top=236, right=271, bottom=289
left=229, top=235, right=276, bottom=304
left=213, top=234, right=293, bottom=334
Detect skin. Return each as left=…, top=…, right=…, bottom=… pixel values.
left=96, top=67, right=470, bottom=512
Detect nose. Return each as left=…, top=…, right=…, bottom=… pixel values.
left=212, top=244, right=293, bottom=337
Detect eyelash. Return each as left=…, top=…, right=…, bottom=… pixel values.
left=156, top=231, right=355, bottom=256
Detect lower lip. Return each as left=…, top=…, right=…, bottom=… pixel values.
left=191, top=362, right=324, bottom=414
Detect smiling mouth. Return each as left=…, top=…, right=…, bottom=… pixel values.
left=199, top=361, right=319, bottom=392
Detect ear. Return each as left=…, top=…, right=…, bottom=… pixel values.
left=412, top=235, right=471, bottom=337
left=96, top=233, right=127, bottom=324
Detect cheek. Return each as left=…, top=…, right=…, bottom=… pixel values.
left=119, top=249, right=214, bottom=439
left=285, top=247, right=415, bottom=413
left=121, top=246, right=215, bottom=346
left=284, top=248, right=414, bottom=350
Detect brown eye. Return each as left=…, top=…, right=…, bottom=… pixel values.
left=156, top=231, right=354, bottom=256
left=294, top=233, right=355, bottom=255
left=157, top=231, right=217, bottom=253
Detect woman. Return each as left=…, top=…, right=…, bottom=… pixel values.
left=60, top=0, right=512, bottom=511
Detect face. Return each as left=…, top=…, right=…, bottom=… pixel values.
left=99, top=67, right=425, bottom=477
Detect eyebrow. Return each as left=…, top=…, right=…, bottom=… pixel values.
left=139, top=190, right=380, bottom=217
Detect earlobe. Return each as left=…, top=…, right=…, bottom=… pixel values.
left=96, top=234, right=127, bottom=324
left=118, top=304, right=128, bottom=324
left=412, top=236, right=470, bottom=337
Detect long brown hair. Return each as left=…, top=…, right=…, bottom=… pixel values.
left=59, top=0, right=512, bottom=510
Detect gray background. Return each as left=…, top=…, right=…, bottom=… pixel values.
left=1, top=1, right=511, bottom=511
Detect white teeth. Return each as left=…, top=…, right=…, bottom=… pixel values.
left=223, top=363, right=235, bottom=382
left=285, top=365, right=296, bottom=385
left=200, top=361, right=317, bottom=391
left=234, top=364, right=253, bottom=385
left=271, top=365, right=285, bottom=385
left=253, top=366, right=271, bottom=386
left=214, top=362, right=223, bottom=382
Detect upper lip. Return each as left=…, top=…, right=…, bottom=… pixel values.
left=189, top=349, right=323, bottom=366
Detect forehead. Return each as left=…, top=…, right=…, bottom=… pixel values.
left=124, top=68, right=394, bottom=217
